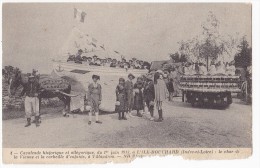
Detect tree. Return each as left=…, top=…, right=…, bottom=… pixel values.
left=169, top=52, right=180, bottom=62
left=234, top=37, right=252, bottom=68
left=177, top=11, right=245, bottom=71
left=2, top=66, right=21, bottom=82
left=179, top=54, right=187, bottom=62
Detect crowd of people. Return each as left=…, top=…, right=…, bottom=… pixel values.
left=67, top=49, right=151, bottom=70
left=20, top=69, right=171, bottom=127
left=85, top=71, right=169, bottom=125
left=183, top=61, right=236, bottom=76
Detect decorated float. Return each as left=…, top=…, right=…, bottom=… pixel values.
left=53, top=27, right=148, bottom=112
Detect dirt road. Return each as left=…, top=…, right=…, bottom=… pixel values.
left=2, top=98, right=251, bottom=148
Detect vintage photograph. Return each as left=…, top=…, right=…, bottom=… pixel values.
left=2, top=3, right=252, bottom=162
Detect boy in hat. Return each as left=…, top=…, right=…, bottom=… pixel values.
left=88, top=57, right=94, bottom=65
left=92, top=55, right=98, bottom=65
left=115, top=78, right=127, bottom=120
left=20, top=74, right=41, bottom=127
left=87, top=75, right=102, bottom=125
left=75, top=49, right=83, bottom=64
left=129, top=60, right=134, bottom=69
left=110, top=59, right=117, bottom=67
left=96, top=58, right=101, bottom=66
left=143, top=73, right=155, bottom=120
left=125, top=73, right=135, bottom=118
left=139, top=60, right=144, bottom=69
left=105, top=58, right=112, bottom=67
left=133, top=77, right=144, bottom=117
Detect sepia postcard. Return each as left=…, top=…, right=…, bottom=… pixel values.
left=1, top=2, right=253, bottom=164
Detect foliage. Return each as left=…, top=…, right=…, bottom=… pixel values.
left=177, top=11, right=245, bottom=66
left=234, top=36, right=252, bottom=68
left=2, top=66, right=21, bottom=82
left=169, top=52, right=187, bottom=63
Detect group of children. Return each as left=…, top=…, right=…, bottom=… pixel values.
left=183, top=61, right=236, bottom=76
left=86, top=71, right=169, bottom=125
left=67, top=49, right=151, bottom=70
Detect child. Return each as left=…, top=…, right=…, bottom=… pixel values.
left=154, top=72, right=169, bottom=122
left=125, top=73, right=135, bottom=118
left=133, top=77, right=144, bottom=117
left=87, top=75, right=102, bottom=125
left=143, top=74, right=155, bottom=121
left=167, top=78, right=174, bottom=101
left=115, top=78, right=127, bottom=120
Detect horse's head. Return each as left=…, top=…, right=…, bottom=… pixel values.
left=8, top=71, right=23, bottom=96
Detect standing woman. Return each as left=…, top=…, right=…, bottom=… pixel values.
left=87, top=75, right=102, bottom=125
left=154, top=72, right=169, bottom=122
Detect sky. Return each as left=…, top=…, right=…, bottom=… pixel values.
left=2, top=3, right=251, bottom=74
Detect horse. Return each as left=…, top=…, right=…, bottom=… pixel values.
left=8, top=71, right=77, bottom=117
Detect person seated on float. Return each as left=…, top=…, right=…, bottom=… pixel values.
left=209, top=62, right=217, bottom=75
left=134, top=60, right=141, bottom=69
left=110, top=59, right=117, bottom=68
left=74, top=49, right=83, bottom=64
left=121, top=58, right=126, bottom=64
left=189, top=63, right=197, bottom=75
left=131, top=58, right=137, bottom=65
left=82, top=56, right=89, bottom=65
left=105, top=58, right=112, bottom=67
left=87, top=57, right=93, bottom=65
left=67, top=54, right=75, bottom=62
left=119, top=61, right=125, bottom=68
left=116, top=60, right=122, bottom=68
left=100, top=59, right=106, bottom=66
left=183, top=62, right=190, bottom=75
left=124, top=62, right=130, bottom=70
left=139, top=60, right=145, bottom=69
left=92, top=55, right=98, bottom=65
left=199, top=63, right=207, bottom=75
left=96, top=58, right=101, bottom=66
left=82, top=56, right=88, bottom=62
left=128, top=60, right=134, bottom=69
left=215, top=61, right=225, bottom=74
left=226, top=61, right=236, bottom=76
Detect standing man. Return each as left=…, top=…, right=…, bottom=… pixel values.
left=125, top=73, right=135, bottom=118
left=20, top=74, right=41, bottom=127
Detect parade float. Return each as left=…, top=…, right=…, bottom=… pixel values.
left=52, top=27, right=148, bottom=112
left=177, top=11, right=246, bottom=108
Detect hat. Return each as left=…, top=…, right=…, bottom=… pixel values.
left=128, top=73, right=135, bottom=79
left=78, top=49, right=83, bottom=53
left=92, top=75, right=100, bottom=80
left=156, top=69, right=164, bottom=74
